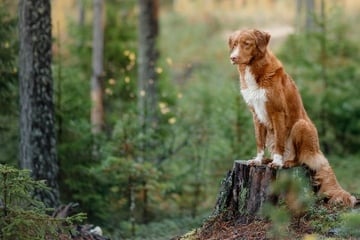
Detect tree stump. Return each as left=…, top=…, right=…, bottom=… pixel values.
left=213, top=160, right=277, bottom=219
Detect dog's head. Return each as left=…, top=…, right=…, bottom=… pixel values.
left=228, top=29, right=271, bottom=65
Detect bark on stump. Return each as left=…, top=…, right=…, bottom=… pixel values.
left=213, top=160, right=277, bottom=219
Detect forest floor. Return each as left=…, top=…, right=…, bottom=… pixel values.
left=196, top=217, right=272, bottom=240
left=172, top=218, right=299, bottom=240
left=173, top=219, right=335, bottom=240
left=172, top=202, right=360, bottom=240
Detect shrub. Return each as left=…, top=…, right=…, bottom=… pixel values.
left=0, top=164, right=84, bottom=239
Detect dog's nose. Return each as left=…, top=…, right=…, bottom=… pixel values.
left=230, top=57, right=237, bottom=65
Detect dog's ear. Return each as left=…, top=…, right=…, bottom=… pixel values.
left=228, top=34, right=233, bottom=48
left=228, top=31, right=239, bottom=49
left=254, top=30, right=270, bottom=53
left=228, top=32, right=235, bottom=49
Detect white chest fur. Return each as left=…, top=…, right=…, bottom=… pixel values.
left=240, top=67, right=269, bottom=125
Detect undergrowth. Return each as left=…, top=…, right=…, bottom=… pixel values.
left=110, top=212, right=209, bottom=240
left=0, top=164, right=85, bottom=240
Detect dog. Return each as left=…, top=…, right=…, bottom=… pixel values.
left=228, top=28, right=356, bottom=207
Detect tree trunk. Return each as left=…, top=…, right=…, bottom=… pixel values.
left=213, top=160, right=277, bottom=219
left=305, top=0, right=315, bottom=32
left=295, top=0, right=303, bottom=32
left=138, top=0, right=159, bottom=223
left=138, top=0, right=159, bottom=129
left=78, top=0, right=85, bottom=28
left=91, top=0, right=104, bottom=134
left=18, top=0, right=60, bottom=207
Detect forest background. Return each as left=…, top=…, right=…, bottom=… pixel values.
left=1, top=0, right=360, bottom=239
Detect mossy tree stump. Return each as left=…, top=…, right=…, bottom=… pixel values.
left=213, top=160, right=277, bottom=219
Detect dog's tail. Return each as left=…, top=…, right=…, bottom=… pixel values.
left=302, top=153, right=356, bottom=207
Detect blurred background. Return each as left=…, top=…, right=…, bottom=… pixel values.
left=1, top=0, right=360, bottom=239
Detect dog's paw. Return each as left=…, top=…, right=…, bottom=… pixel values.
left=262, top=158, right=273, bottom=165
left=283, top=160, right=297, bottom=169
left=247, top=158, right=262, bottom=166
left=268, top=162, right=283, bottom=169
left=268, top=154, right=283, bottom=169
left=248, top=151, right=264, bottom=166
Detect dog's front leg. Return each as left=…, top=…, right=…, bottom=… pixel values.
left=248, top=113, right=267, bottom=165
left=269, top=111, right=286, bottom=168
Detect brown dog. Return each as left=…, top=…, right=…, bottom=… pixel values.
left=228, top=29, right=356, bottom=207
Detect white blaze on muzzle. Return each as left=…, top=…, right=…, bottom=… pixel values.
left=230, top=45, right=240, bottom=64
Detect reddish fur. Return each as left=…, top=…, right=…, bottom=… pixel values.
left=229, top=29, right=356, bottom=207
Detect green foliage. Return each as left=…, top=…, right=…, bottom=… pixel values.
left=94, top=155, right=161, bottom=226
left=261, top=168, right=360, bottom=238
left=0, top=164, right=85, bottom=239
left=271, top=169, right=315, bottom=215
left=340, top=210, right=360, bottom=237
left=0, top=0, right=18, bottom=165
left=0, top=1, right=17, bottom=89
left=304, top=203, right=360, bottom=239
left=54, top=64, right=96, bottom=221
left=263, top=204, right=290, bottom=240
left=262, top=169, right=314, bottom=239
left=329, top=155, right=360, bottom=194
left=55, top=0, right=139, bottom=225
left=306, top=204, right=341, bottom=234
left=112, top=213, right=207, bottom=240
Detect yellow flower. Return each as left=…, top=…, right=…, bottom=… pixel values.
left=159, top=102, right=170, bottom=114
left=161, top=108, right=170, bottom=114
left=168, top=117, right=176, bottom=124
left=158, top=102, right=167, bottom=109
left=108, top=78, right=116, bottom=85
left=129, top=52, right=136, bottom=61
left=303, top=234, right=318, bottom=240
left=177, top=93, right=183, bottom=99
left=124, top=76, right=130, bottom=83
left=156, top=67, right=163, bottom=74
left=166, top=57, right=173, bottom=66
left=105, top=88, right=113, bottom=95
